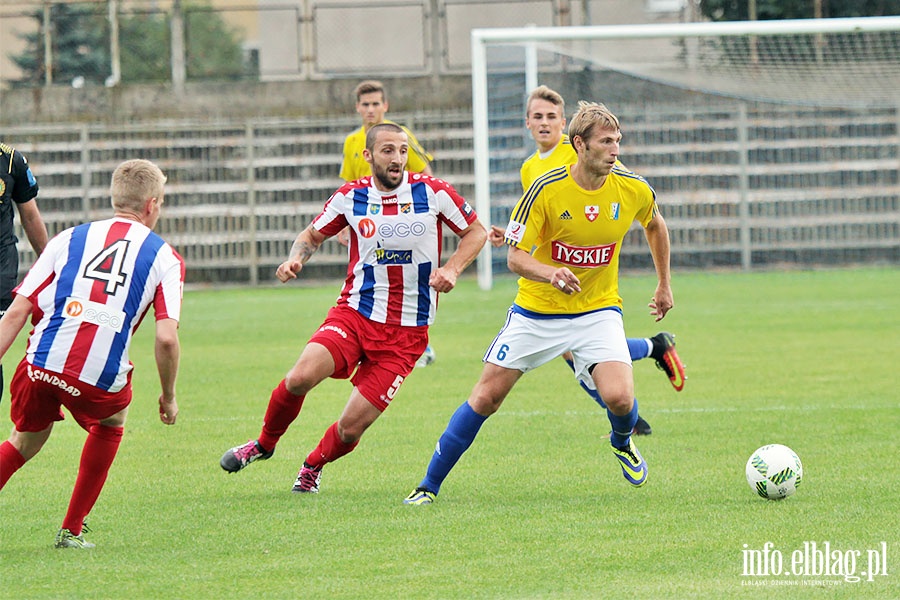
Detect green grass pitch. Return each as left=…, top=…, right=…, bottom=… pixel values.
left=1, top=267, right=897, bottom=599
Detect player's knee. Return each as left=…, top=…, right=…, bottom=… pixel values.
left=603, top=393, right=633, bottom=415
left=336, top=420, right=365, bottom=444
left=283, top=371, right=316, bottom=396
left=468, top=390, right=504, bottom=417
left=10, top=428, right=51, bottom=461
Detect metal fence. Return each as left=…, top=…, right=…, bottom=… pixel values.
left=4, top=111, right=475, bottom=284
left=484, top=101, right=900, bottom=273
left=6, top=103, right=897, bottom=286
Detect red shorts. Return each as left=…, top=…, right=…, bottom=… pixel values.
left=309, top=305, right=429, bottom=411
left=9, top=358, right=133, bottom=432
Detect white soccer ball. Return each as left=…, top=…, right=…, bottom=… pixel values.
left=745, top=444, right=803, bottom=500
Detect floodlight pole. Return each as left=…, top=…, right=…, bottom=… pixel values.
left=42, top=0, right=53, bottom=85
left=108, top=0, right=121, bottom=87
left=171, top=0, right=187, bottom=96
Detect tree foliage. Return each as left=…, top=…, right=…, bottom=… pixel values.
left=10, top=1, right=249, bottom=86
left=700, top=0, right=900, bottom=22
left=10, top=4, right=109, bottom=85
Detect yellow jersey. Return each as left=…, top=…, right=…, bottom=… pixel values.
left=505, top=164, right=657, bottom=315
left=520, top=135, right=577, bottom=192
left=339, top=120, right=433, bottom=181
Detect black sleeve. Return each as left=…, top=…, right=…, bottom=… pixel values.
left=10, top=149, right=39, bottom=204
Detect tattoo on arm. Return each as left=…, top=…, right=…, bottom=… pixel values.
left=290, top=225, right=321, bottom=264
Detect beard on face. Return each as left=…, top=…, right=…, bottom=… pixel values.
left=372, top=162, right=404, bottom=189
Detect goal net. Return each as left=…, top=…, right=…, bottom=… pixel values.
left=471, top=16, right=900, bottom=288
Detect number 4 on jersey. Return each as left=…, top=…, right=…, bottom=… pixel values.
left=83, top=239, right=131, bottom=295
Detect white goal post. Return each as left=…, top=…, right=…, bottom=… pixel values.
left=471, top=16, right=900, bottom=289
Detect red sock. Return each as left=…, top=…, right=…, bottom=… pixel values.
left=61, top=424, right=123, bottom=535
left=257, top=380, right=305, bottom=452
left=305, top=422, right=359, bottom=469
left=0, top=440, right=26, bottom=490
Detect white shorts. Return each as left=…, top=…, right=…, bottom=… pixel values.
left=483, top=306, right=631, bottom=386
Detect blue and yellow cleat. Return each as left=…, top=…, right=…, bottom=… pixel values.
left=403, top=487, right=436, bottom=505
left=612, top=438, right=648, bottom=487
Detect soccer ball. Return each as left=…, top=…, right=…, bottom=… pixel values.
left=745, top=444, right=803, bottom=500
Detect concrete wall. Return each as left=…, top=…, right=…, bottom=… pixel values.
left=0, top=68, right=721, bottom=127
left=0, top=75, right=475, bottom=125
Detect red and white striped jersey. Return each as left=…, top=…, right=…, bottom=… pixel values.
left=14, top=217, right=185, bottom=392
left=312, top=172, right=478, bottom=327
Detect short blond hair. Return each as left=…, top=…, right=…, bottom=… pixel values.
left=526, top=85, right=565, bottom=117
left=568, top=101, right=620, bottom=143
left=110, top=159, right=166, bottom=212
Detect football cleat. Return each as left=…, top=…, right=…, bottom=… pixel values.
left=220, top=440, right=274, bottom=473
left=415, top=344, right=437, bottom=368
left=633, top=416, right=652, bottom=436
left=612, top=438, right=648, bottom=487
left=403, top=487, right=436, bottom=505
left=292, top=462, right=322, bottom=493
left=55, top=528, right=95, bottom=549
left=650, top=332, right=686, bottom=392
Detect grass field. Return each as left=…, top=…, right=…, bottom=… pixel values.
left=1, top=266, right=898, bottom=599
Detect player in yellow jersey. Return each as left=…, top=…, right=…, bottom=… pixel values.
left=489, top=86, right=685, bottom=434
left=340, top=80, right=436, bottom=365
left=405, top=101, right=673, bottom=504
left=340, top=80, right=433, bottom=181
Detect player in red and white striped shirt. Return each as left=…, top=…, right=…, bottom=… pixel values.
left=220, top=123, right=486, bottom=494
left=0, top=159, right=184, bottom=549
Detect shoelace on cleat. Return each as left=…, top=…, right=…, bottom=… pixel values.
left=234, top=442, right=261, bottom=465
left=297, top=469, right=319, bottom=490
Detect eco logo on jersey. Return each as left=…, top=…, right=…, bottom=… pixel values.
left=378, top=221, right=427, bottom=238
left=63, top=297, right=127, bottom=332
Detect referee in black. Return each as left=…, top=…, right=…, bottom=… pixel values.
left=0, top=142, right=49, bottom=402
